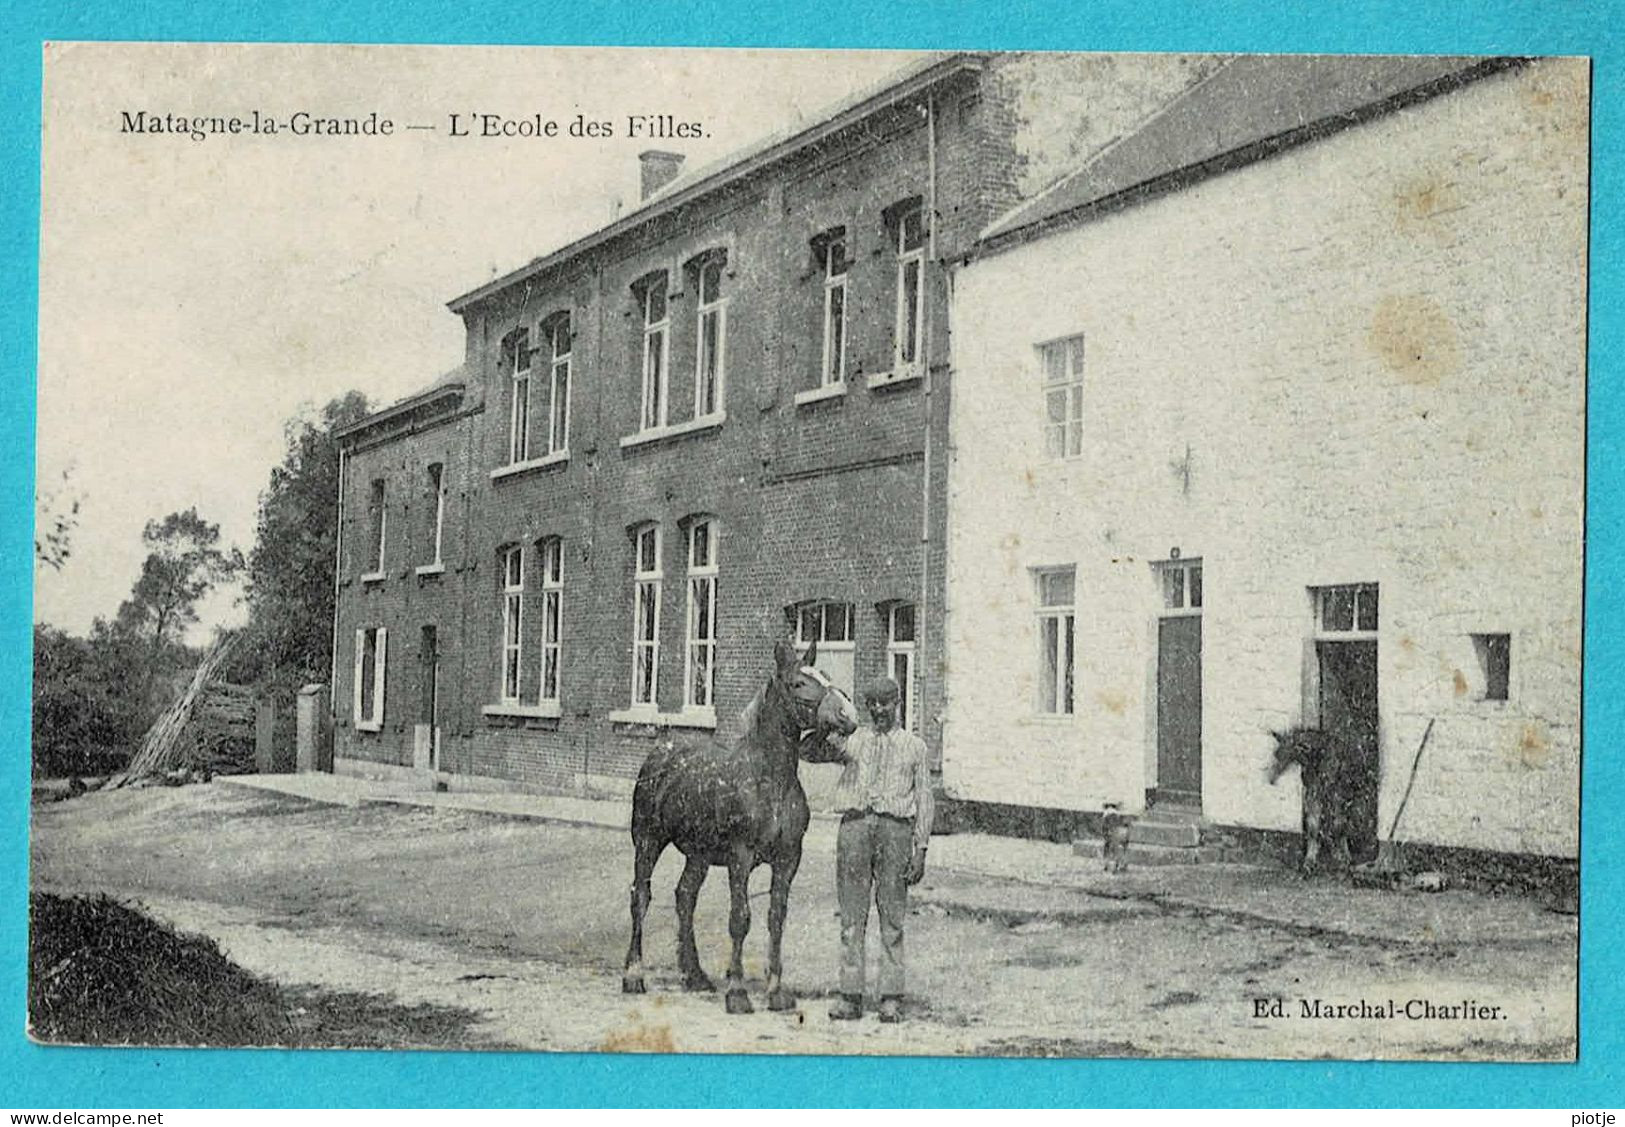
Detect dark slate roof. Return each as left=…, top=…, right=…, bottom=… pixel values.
left=979, top=54, right=1523, bottom=252
left=448, top=52, right=982, bottom=313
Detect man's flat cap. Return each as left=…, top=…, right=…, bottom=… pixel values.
left=863, top=677, right=901, bottom=704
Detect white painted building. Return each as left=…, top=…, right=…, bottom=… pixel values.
left=942, top=57, right=1586, bottom=859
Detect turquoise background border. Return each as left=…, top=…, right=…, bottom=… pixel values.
left=4, top=0, right=1619, bottom=1108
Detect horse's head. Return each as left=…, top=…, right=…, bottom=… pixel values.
left=775, top=638, right=859, bottom=739
left=1267, top=728, right=1312, bottom=784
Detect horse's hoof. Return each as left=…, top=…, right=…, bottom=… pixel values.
left=622, top=977, right=647, bottom=994
left=683, top=974, right=717, bottom=993
left=767, top=988, right=796, bottom=1012
left=724, top=990, right=754, bottom=1015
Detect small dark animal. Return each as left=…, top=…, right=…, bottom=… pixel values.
left=1100, top=803, right=1132, bottom=874
left=1267, top=727, right=1373, bottom=875
left=622, top=639, right=858, bottom=1014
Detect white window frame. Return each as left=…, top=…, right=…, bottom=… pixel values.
left=632, top=525, right=663, bottom=706
left=640, top=278, right=670, bottom=433
left=684, top=519, right=719, bottom=710
left=539, top=538, right=564, bottom=705
left=508, top=329, right=532, bottom=465
left=795, top=600, right=856, bottom=699
left=694, top=259, right=727, bottom=420
left=1034, top=567, right=1076, bottom=716
left=886, top=602, right=918, bottom=732
left=1156, top=558, right=1203, bottom=618
left=894, top=206, right=926, bottom=373
left=426, top=463, right=446, bottom=568
left=500, top=546, right=525, bottom=704
left=822, top=236, right=848, bottom=387
left=1039, top=334, right=1085, bottom=460
left=352, top=626, right=387, bottom=731
left=546, top=315, right=571, bottom=456
left=1313, top=582, right=1379, bottom=641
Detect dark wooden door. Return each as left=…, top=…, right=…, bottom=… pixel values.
left=1156, top=615, right=1203, bottom=806
left=1317, top=640, right=1379, bottom=859
left=420, top=626, right=440, bottom=770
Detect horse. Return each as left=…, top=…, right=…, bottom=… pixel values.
left=621, top=638, right=859, bottom=1014
left=1266, top=727, right=1377, bottom=874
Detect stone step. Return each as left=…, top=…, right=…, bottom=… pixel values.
left=1127, top=818, right=1202, bottom=848
left=1144, top=804, right=1204, bottom=824
left=1072, top=838, right=1220, bottom=867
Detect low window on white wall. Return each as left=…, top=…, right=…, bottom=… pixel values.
left=1033, top=568, right=1075, bottom=715
left=1471, top=633, right=1512, bottom=701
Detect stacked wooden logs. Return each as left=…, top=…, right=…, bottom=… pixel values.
left=108, top=634, right=239, bottom=788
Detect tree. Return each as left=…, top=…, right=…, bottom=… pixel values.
left=114, top=508, right=243, bottom=663
left=32, top=622, right=149, bottom=777
left=242, top=392, right=371, bottom=691
left=34, top=467, right=81, bottom=572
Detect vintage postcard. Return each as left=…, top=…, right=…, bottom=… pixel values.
left=30, top=42, right=1585, bottom=1062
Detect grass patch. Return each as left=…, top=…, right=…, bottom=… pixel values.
left=29, top=893, right=496, bottom=1048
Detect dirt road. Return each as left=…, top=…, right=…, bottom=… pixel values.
left=30, top=784, right=1576, bottom=1058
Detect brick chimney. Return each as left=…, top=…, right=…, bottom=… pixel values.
left=638, top=150, right=686, bottom=201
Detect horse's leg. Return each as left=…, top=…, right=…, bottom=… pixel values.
left=765, top=845, right=802, bottom=1012
left=675, top=855, right=715, bottom=992
left=723, top=846, right=754, bottom=1015
left=622, top=832, right=664, bottom=993
left=1301, top=787, right=1322, bottom=875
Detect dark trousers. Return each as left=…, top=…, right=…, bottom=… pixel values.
left=836, top=811, right=912, bottom=997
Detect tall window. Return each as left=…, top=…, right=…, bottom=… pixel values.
left=632, top=525, right=662, bottom=706
left=539, top=538, right=564, bottom=704
left=507, top=328, right=532, bottom=464
left=352, top=626, right=387, bottom=729
left=425, top=463, right=445, bottom=567
left=639, top=275, right=670, bottom=432
left=886, top=603, right=917, bottom=731
left=366, top=478, right=387, bottom=574
left=500, top=547, right=524, bottom=704
left=1035, top=568, right=1076, bottom=715
left=545, top=315, right=571, bottom=456
left=894, top=204, right=926, bottom=371
left=1040, top=335, right=1085, bottom=460
left=685, top=519, right=718, bottom=709
left=694, top=256, right=727, bottom=418
left=821, top=234, right=848, bottom=386
left=795, top=601, right=855, bottom=698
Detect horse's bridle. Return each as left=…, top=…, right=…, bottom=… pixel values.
left=785, top=664, right=838, bottom=733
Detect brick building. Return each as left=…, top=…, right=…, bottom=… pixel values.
left=943, top=56, right=1586, bottom=861
left=331, top=52, right=1211, bottom=798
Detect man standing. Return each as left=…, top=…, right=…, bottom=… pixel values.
left=827, top=676, right=934, bottom=1023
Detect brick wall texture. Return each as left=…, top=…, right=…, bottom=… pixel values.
left=328, top=53, right=1586, bottom=862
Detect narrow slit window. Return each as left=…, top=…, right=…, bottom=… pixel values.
left=1472, top=633, right=1511, bottom=701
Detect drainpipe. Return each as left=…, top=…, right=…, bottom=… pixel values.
left=329, top=444, right=346, bottom=731
left=920, top=91, right=938, bottom=768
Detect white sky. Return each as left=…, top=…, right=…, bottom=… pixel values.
left=36, top=42, right=924, bottom=639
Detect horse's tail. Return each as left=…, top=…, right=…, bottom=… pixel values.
left=629, top=737, right=686, bottom=837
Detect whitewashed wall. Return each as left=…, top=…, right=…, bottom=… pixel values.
left=943, top=60, right=1586, bottom=857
